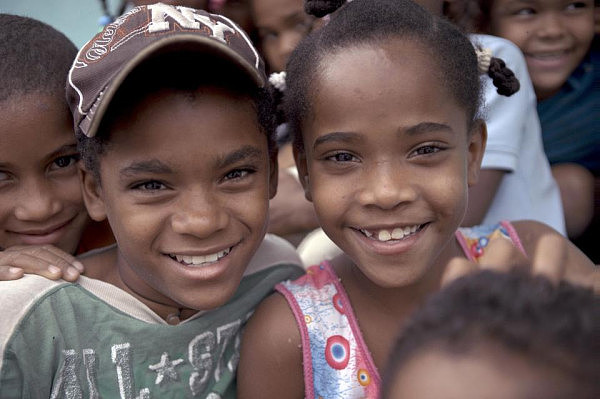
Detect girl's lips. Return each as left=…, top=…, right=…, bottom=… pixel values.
left=10, top=218, right=75, bottom=246
left=525, top=50, right=571, bottom=70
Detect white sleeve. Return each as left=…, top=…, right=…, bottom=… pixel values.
left=473, top=34, right=539, bottom=172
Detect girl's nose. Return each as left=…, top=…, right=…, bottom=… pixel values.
left=356, top=163, right=418, bottom=210
left=536, top=13, right=567, bottom=39
left=170, top=190, right=229, bottom=238
left=14, top=180, right=63, bottom=222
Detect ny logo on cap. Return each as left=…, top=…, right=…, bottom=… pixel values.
left=148, top=3, right=236, bottom=43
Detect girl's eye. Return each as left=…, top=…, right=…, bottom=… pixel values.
left=133, top=181, right=166, bottom=191
left=50, top=155, right=79, bottom=170
left=224, top=169, right=251, bottom=181
left=328, top=152, right=359, bottom=163
left=0, top=171, right=9, bottom=182
left=412, top=145, right=442, bottom=157
left=566, top=2, right=588, bottom=10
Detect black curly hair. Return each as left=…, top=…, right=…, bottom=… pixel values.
left=0, top=14, right=77, bottom=102
left=78, top=52, right=276, bottom=180
left=382, top=270, right=600, bottom=398
left=285, top=0, right=485, bottom=150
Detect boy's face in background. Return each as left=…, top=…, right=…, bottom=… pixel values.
left=0, top=94, right=90, bottom=253
left=251, top=0, right=317, bottom=72
left=489, top=0, right=595, bottom=100
left=83, top=87, right=276, bottom=311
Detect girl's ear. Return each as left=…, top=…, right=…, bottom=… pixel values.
left=268, top=149, right=279, bottom=200
left=467, top=119, right=487, bottom=187
left=293, top=145, right=312, bottom=202
left=78, top=164, right=107, bottom=222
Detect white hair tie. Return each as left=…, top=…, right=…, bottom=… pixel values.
left=476, top=47, right=493, bottom=74
left=268, top=71, right=287, bottom=92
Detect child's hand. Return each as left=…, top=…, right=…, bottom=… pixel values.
left=0, top=245, right=84, bottom=282
left=443, top=234, right=599, bottom=292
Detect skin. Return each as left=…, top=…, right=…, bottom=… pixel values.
left=0, top=94, right=90, bottom=255
left=386, top=345, right=576, bottom=399
left=251, top=0, right=316, bottom=72
left=238, top=38, right=597, bottom=398
left=488, top=0, right=595, bottom=100
left=80, top=87, right=277, bottom=321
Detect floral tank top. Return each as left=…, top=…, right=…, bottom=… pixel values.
left=276, top=221, right=525, bottom=398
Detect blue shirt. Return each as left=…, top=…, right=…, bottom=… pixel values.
left=537, top=40, right=599, bottom=175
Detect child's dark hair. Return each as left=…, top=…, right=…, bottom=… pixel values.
left=382, top=270, right=600, bottom=399
left=285, top=0, right=483, bottom=150
left=77, top=51, right=277, bottom=179
left=0, top=14, right=77, bottom=102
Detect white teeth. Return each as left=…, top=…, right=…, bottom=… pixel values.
left=361, top=225, right=421, bottom=242
left=391, top=228, right=404, bottom=240
left=172, top=247, right=231, bottom=266
left=378, top=230, right=392, bottom=241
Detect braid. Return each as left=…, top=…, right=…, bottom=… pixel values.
left=305, top=0, right=346, bottom=17
left=488, top=56, right=520, bottom=96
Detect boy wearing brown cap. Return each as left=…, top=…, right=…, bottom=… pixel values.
left=0, top=4, right=302, bottom=397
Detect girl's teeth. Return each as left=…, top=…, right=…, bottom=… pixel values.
left=378, top=230, right=392, bottom=241
left=391, top=228, right=404, bottom=240
left=362, top=225, right=420, bottom=242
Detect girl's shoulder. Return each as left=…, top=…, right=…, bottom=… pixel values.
left=237, top=291, right=304, bottom=398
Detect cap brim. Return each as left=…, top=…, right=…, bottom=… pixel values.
left=86, top=34, right=264, bottom=138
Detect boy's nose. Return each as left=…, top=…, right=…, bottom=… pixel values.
left=14, top=181, right=62, bottom=222
left=170, top=192, right=229, bottom=238
left=278, top=31, right=301, bottom=65
left=356, top=163, right=418, bottom=209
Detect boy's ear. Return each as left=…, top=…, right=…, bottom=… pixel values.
left=293, top=145, right=312, bottom=202
left=268, top=149, right=279, bottom=200
left=467, top=120, right=487, bottom=187
left=78, top=163, right=107, bottom=222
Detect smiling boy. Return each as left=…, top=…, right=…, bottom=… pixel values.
left=0, top=4, right=302, bottom=397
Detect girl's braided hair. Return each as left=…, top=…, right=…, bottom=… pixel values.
left=268, top=0, right=520, bottom=142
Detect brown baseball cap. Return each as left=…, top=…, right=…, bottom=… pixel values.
left=67, top=3, right=266, bottom=138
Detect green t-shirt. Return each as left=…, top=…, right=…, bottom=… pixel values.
left=0, top=236, right=304, bottom=398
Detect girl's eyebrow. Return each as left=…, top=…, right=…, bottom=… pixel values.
left=120, top=159, right=173, bottom=177
left=313, top=132, right=361, bottom=149
left=216, top=145, right=264, bottom=169
left=404, top=122, right=454, bottom=136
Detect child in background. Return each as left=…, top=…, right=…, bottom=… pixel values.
left=453, top=0, right=599, bottom=253
left=382, top=270, right=599, bottom=399
left=237, top=0, right=596, bottom=397
left=0, top=14, right=113, bottom=281
left=0, top=5, right=302, bottom=397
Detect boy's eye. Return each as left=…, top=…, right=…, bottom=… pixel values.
left=0, top=171, right=9, bottom=182
left=327, top=152, right=359, bottom=163
left=515, top=7, right=535, bottom=15
left=133, top=180, right=166, bottom=191
left=411, top=145, right=442, bottom=157
left=224, top=169, right=251, bottom=181
left=50, top=155, right=79, bottom=170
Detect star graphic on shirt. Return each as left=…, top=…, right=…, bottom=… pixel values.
left=148, top=352, right=184, bottom=385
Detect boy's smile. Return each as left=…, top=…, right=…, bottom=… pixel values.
left=296, top=40, right=485, bottom=289
left=0, top=94, right=90, bottom=253
left=489, top=0, right=595, bottom=100
left=83, top=86, right=276, bottom=315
